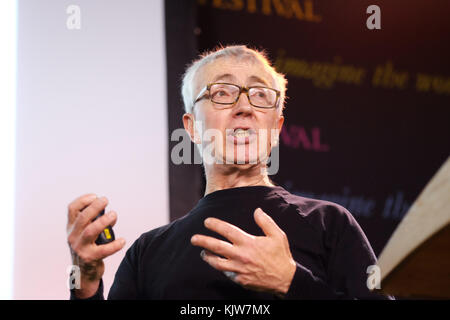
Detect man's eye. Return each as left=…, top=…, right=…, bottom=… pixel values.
left=251, top=90, right=267, bottom=98
left=214, top=90, right=229, bottom=97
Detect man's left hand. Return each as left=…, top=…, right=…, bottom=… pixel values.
left=190, top=208, right=297, bottom=295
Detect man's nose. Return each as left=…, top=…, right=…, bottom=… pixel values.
left=232, top=92, right=254, bottom=116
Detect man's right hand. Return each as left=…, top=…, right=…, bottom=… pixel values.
left=66, top=194, right=126, bottom=298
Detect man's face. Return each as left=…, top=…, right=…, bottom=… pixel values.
left=184, top=56, right=284, bottom=167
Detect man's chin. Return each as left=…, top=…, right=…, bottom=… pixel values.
left=221, top=155, right=261, bottom=166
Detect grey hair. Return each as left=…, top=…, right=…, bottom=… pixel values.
left=181, top=45, right=287, bottom=114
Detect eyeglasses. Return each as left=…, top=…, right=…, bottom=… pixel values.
left=193, top=82, right=280, bottom=109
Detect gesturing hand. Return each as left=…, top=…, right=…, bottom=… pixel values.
left=66, top=194, right=126, bottom=298
left=190, top=208, right=296, bottom=295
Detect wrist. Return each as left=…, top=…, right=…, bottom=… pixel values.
left=278, top=259, right=297, bottom=295
left=73, top=278, right=101, bottom=299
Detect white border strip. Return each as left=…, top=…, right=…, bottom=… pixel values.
left=0, top=0, right=17, bottom=299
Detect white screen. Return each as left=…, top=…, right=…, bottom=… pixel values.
left=0, top=0, right=18, bottom=300
left=14, top=0, right=168, bottom=299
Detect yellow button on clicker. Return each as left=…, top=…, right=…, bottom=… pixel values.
left=104, top=228, right=111, bottom=239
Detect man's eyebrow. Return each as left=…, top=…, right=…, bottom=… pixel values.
left=211, top=74, right=271, bottom=86
left=248, top=75, right=270, bottom=87
left=212, top=73, right=236, bottom=82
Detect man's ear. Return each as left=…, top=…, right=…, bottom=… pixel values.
left=277, top=115, right=285, bottom=132
left=273, top=115, right=284, bottom=147
left=182, top=113, right=201, bottom=144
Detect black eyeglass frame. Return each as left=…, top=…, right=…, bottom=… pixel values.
left=193, top=82, right=281, bottom=110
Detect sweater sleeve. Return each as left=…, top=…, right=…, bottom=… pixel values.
left=107, top=237, right=142, bottom=299
left=283, top=207, right=394, bottom=300
left=69, top=237, right=142, bottom=300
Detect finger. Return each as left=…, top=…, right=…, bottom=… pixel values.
left=200, top=250, right=241, bottom=273
left=191, top=234, right=237, bottom=259
left=91, top=238, right=126, bottom=261
left=107, top=210, right=118, bottom=228
left=81, top=210, right=118, bottom=243
left=72, top=196, right=108, bottom=236
left=204, top=217, right=249, bottom=244
left=67, top=193, right=98, bottom=224
left=253, top=208, right=284, bottom=238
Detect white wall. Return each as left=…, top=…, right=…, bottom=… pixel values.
left=14, top=0, right=168, bottom=299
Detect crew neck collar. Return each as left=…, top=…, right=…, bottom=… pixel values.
left=199, top=185, right=285, bottom=204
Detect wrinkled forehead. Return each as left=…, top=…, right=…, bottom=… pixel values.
left=193, top=56, right=276, bottom=96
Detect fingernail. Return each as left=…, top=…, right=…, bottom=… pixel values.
left=191, top=235, right=197, bottom=243
left=200, top=250, right=206, bottom=259
left=107, top=211, right=116, bottom=218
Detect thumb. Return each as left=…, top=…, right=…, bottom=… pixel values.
left=254, top=208, right=282, bottom=238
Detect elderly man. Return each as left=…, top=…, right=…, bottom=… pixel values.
left=67, top=45, right=392, bottom=299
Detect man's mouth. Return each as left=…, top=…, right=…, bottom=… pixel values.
left=226, top=128, right=257, bottom=144
left=231, top=128, right=255, bottom=138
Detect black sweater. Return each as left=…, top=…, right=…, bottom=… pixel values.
left=71, top=186, right=393, bottom=300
